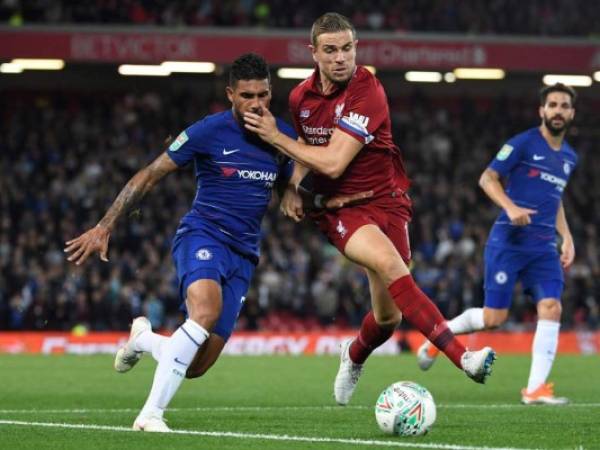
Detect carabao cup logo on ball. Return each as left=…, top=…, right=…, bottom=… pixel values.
left=375, top=381, right=436, bottom=436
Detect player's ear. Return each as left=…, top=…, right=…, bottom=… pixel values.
left=309, top=44, right=318, bottom=63
left=538, top=105, right=544, bottom=120
left=226, top=86, right=234, bottom=103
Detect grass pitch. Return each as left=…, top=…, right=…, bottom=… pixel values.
left=0, top=353, right=598, bottom=449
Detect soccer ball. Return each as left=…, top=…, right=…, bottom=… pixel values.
left=375, top=381, right=436, bottom=436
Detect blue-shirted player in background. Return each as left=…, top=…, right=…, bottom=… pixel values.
left=65, top=53, right=371, bottom=432
left=416, top=83, right=578, bottom=405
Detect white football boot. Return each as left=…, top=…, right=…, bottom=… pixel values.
left=133, top=414, right=171, bottom=432
left=461, top=346, right=496, bottom=384
left=114, top=316, right=151, bottom=373
left=416, top=341, right=438, bottom=371
left=333, top=339, right=364, bottom=405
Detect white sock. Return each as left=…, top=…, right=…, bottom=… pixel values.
left=134, top=330, right=168, bottom=362
left=447, top=308, right=485, bottom=335
left=138, top=319, right=208, bottom=419
left=526, top=319, right=560, bottom=392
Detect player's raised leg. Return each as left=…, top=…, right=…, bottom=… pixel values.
left=133, top=279, right=219, bottom=432
left=521, top=298, right=568, bottom=405
left=344, top=225, right=495, bottom=385
left=334, top=268, right=401, bottom=405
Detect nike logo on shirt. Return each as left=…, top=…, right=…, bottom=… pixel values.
left=223, top=148, right=240, bottom=155
left=533, top=155, right=545, bottom=161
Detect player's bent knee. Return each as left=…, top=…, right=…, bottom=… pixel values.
left=537, top=299, right=562, bottom=321
left=186, top=282, right=223, bottom=330
left=188, top=310, right=221, bottom=331
left=483, top=309, right=508, bottom=328
left=374, top=257, right=408, bottom=285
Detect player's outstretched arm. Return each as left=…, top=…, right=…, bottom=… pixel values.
left=243, top=108, right=363, bottom=179
left=64, top=153, right=179, bottom=265
left=556, top=201, right=575, bottom=268
left=479, top=168, right=537, bottom=226
left=278, top=161, right=311, bottom=222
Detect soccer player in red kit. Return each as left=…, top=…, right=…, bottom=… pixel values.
left=244, top=12, right=496, bottom=405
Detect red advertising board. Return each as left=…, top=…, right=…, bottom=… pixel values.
left=1, top=28, right=599, bottom=71
left=0, top=330, right=598, bottom=355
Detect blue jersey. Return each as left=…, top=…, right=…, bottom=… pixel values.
left=166, top=110, right=296, bottom=261
left=487, top=127, right=577, bottom=251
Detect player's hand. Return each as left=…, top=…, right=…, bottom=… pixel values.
left=506, top=205, right=537, bottom=226
left=281, top=187, right=304, bottom=222
left=243, top=108, right=280, bottom=145
left=560, top=235, right=575, bottom=269
left=323, top=190, right=374, bottom=210
left=64, top=225, right=111, bottom=265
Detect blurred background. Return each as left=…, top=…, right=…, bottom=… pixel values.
left=1, top=0, right=599, bottom=341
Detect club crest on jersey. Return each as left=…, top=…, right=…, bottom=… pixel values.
left=563, top=162, right=571, bottom=175
left=496, top=144, right=513, bottom=161
left=336, top=220, right=348, bottom=238
left=334, top=103, right=345, bottom=123
left=494, top=271, right=508, bottom=284
left=169, top=131, right=189, bottom=152
left=196, top=248, right=212, bottom=261
left=300, top=109, right=310, bottom=118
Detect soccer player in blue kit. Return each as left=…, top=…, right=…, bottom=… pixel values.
left=65, top=53, right=370, bottom=432
left=416, top=83, right=578, bottom=405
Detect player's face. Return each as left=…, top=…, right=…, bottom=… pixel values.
left=311, top=30, right=357, bottom=84
left=539, top=92, right=575, bottom=136
left=226, top=79, right=272, bottom=124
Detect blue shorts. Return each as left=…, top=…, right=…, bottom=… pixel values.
left=172, top=230, right=255, bottom=341
left=483, top=245, right=564, bottom=309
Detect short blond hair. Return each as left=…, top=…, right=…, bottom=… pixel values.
left=311, top=12, right=356, bottom=46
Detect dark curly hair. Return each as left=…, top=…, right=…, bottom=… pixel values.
left=540, top=83, right=577, bottom=106
left=229, top=53, right=270, bottom=87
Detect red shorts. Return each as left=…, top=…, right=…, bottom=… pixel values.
left=314, top=193, right=413, bottom=263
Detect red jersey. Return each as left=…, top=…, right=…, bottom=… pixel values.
left=289, top=66, right=410, bottom=202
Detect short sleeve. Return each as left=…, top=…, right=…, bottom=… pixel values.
left=280, top=158, right=294, bottom=181
left=276, top=118, right=297, bottom=181
left=288, top=89, right=304, bottom=138
left=165, top=119, right=209, bottom=167
left=337, top=77, right=388, bottom=145
left=488, top=137, right=526, bottom=177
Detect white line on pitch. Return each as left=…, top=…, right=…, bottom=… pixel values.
left=0, top=419, right=538, bottom=450
left=0, top=404, right=598, bottom=414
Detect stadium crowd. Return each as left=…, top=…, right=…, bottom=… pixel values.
left=1, top=0, right=599, bottom=37
left=1, top=85, right=598, bottom=333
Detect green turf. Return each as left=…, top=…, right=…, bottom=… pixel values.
left=0, top=353, right=598, bottom=449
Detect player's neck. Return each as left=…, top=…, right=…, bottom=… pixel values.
left=539, top=125, right=564, bottom=151
left=318, top=72, right=337, bottom=96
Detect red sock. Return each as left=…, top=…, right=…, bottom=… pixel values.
left=388, top=275, right=465, bottom=368
left=349, top=311, right=395, bottom=364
